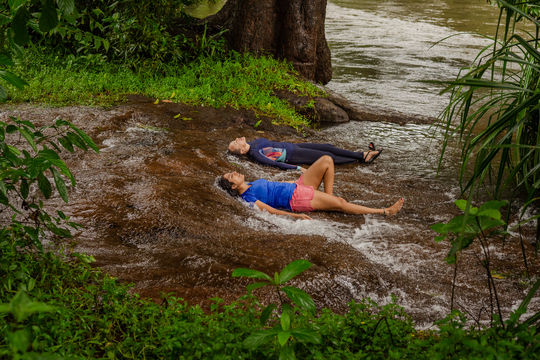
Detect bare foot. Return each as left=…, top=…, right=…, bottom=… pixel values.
left=385, top=198, right=404, bottom=216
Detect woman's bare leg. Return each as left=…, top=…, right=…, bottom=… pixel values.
left=301, top=155, right=334, bottom=195
left=310, top=190, right=404, bottom=215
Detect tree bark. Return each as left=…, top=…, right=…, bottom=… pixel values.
left=205, top=0, right=332, bottom=84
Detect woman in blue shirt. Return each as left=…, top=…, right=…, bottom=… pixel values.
left=219, top=156, right=402, bottom=220
left=228, top=137, right=382, bottom=171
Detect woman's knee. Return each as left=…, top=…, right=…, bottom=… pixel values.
left=321, top=155, right=333, bottom=165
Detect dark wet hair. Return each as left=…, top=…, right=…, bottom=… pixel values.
left=228, top=148, right=243, bottom=156
left=219, top=175, right=240, bottom=198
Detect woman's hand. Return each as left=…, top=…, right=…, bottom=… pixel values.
left=293, top=213, right=312, bottom=220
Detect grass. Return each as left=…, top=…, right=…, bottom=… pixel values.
left=5, top=50, right=325, bottom=130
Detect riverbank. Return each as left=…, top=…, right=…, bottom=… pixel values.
left=4, top=50, right=324, bottom=130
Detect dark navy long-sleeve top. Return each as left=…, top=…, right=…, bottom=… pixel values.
left=247, top=138, right=297, bottom=170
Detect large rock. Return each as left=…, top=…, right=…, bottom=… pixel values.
left=313, top=97, right=349, bottom=123
left=274, top=89, right=348, bottom=123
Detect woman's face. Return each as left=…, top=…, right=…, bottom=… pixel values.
left=229, top=137, right=247, bottom=154
left=223, top=171, right=245, bottom=188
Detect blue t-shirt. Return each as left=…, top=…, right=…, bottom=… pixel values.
left=241, top=179, right=297, bottom=211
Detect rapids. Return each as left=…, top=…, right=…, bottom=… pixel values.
left=1, top=95, right=538, bottom=327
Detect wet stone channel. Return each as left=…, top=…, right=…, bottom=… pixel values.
left=1, top=95, right=538, bottom=328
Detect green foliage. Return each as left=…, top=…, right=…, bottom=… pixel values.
left=0, top=0, right=76, bottom=101
left=7, top=49, right=323, bottom=129
left=1, top=247, right=539, bottom=358
left=233, top=260, right=319, bottom=359
left=436, top=0, right=540, bottom=239
left=432, top=200, right=540, bottom=334
left=0, top=116, right=98, bottom=251
left=30, top=0, right=223, bottom=71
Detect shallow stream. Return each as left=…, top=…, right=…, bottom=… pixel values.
left=1, top=0, right=538, bottom=328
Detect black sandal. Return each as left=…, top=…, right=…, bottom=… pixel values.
left=369, top=142, right=376, bottom=151
left=365, top=147, right=383, bottom=164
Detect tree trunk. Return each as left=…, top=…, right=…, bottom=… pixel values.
left=205, top=0, right=332, bottom=84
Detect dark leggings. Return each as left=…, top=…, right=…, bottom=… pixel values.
left=288, top=143, right=365, bottom=165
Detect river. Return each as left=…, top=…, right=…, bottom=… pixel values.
left=1, top=0, right=537, bottom=328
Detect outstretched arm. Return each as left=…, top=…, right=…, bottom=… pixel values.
left=254, top=201, right=312, bottom=220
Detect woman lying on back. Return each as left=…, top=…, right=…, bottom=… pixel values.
left=219, top=155, right=403, bottom=220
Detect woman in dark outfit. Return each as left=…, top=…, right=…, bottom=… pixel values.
left=228, top=137, right=382, bottom=171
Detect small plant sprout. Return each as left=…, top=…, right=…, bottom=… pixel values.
left=232, top=259, right=321, bottom=360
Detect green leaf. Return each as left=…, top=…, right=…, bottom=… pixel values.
left=0, top=69, right=28, bottom=90
left=66, top=131, right=87, bottom=150
left=254, top=120, right=262, bottom=128
left=94, top=37, right=101, bottom=50
left=232, top=268, right=273, bottom=282
left=282, top=286, right=316, bottom=312
left=69, top=124, right=99, bottom=152
left=39, top=0, right=59, bottom=32
left=0, top=179, right=7, bottom=196
left=290, top=328, right=322, bottom=344
left=479, top=200, right=507, bottom=212
left=0, top=189, right=8, bottom=205
left=20, top=178, right=28, bottom=199
left=480, top=219, right=506, bottom=231
left=7, top=329, right=30, bottom=353
left=18, top=126, right=36, bottom=151
left=279, top=344, right=296, bottom=360
left=0, top=84, right=6, bottom=103
left=57, top=0, right=74, bottom=16
left=434, top=235, right=446, bottom=243
left=37, top=173, right=52, bottom=199
left=477, top=209, right=501, bottom=220
left=430, top=223, right=448, bottom=234
left=246, top=282, right=269, bottom=293
left=260, top=303, right=276, bottom=326
left=4, top=290, right=54, bottom=322
left=6, top=124, right=18, bottom=134
left=51, top=168, right=68, bottom=203
left=103, top=39, right=109, bottom=52
left=8, top=0, right=23, bottom=10
left=281, top=303, right=292, bottom=331
left=11, top=5, right=31, bottom=45
left=0, top=55, right=14, bottom=67
left=279, top=259, right=313, bottom=284
left=58, top=136, right=74, bottom=152
left=243, top=328, right=279, bottom=349
left=47, top=223, right=72, bottom=238
left=454, top=199, right=467, bottom=211
left=277, top=331, right=290, bottom=346
left=7, top=145, right=20, bottom=155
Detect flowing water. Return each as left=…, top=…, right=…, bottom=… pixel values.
left=1, top=0, right=538, bottom=328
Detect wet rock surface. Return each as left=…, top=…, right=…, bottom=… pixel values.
left=1, top=97, right=538, bottom=327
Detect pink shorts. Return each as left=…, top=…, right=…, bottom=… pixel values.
left=289, top=174, right=315, bottom=212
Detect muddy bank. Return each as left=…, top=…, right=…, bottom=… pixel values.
left=1, top=97, right=538, bottom=326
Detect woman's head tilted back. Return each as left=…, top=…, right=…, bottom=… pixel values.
left=219, top=173, right=241, bottom=198
left=228, top=137, right=249, bottom=155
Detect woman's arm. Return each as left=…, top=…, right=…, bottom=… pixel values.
left=254, top=201, right=312, bottom=220
left=250, top=150, right=299, bottom=170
